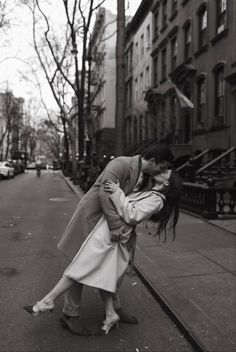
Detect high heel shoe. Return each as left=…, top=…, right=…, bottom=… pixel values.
left=23, top=300, right=54, bottom=317
left=96, top=317, right=120, bottom=335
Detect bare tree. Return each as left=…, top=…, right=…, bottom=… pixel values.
left=0, top=0, right=11, bottom=29
left=21, top=124, right=37, bottom=161
left=39, top=120, right=62, bottom=162
left=20, top=0, right=105, bottom=181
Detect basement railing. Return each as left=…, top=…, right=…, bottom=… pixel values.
left=181, top=182, right=236, bottom=219
left=176, top=149, right=210, bottom=172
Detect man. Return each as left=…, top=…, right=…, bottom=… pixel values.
left=57, top=144, right=174, bottom=335
left=35, top=160, right=41, bottom=177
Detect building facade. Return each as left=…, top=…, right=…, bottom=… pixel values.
left=125, top=0, right=154, bottom=153
left=89, top=7, right=117, bottom=162
left=124, top=0, right=236, bottom=161
left=0, top=92, right=24, bottom=160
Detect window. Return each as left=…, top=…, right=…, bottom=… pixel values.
left=197, top=77, right=206, bottom=125
left=139, top=115, right=144, bottom=141
left=170, top=96, right=176, bottom=131
left=153, top=56, right=158, bottom=86
left=146, top=25, right=150, bottom=49
left=135, top=78, right=138, bottom=102
left=171, top=0, right=178, bottom=15
left=184, top=22, right=192, bottom=60
left=162, top=0, right=167, bottom=29
left=125, top=85, right=128, bottom=108
left=128, top=117, right=132, bottom=145
left=215, top=66, right=225, bottom=121
left=154, top=9, right=159, bottom=37
left=198, top=5, right=207, bottom=48
left=129, top=80, right=133, bottom=107
left=125, top=117, right=132, bottom=146
left=135, top=42, right=139, bottom=64
left=140, top=34, right=144, bottom=58
left=126, top=80, right=133, bottom=108
left=125, top=118, right=129, bottom=146
left=125, top=54, right=129, bottom=77
left=145, top=113, right=149, bottom=139
left=161, top=47, right=167, bottom=80
left=216, top=0, right=227, bottom=34
left=171, top=36, right=178, bottom=71
left=139, top=73, right=144, bottom=99
left=133, top=116, right=138, bottom=144
left=129, top=47, right=133, bottom=72
left=145, top=66, right=150, bottom=87
left=160, top=100, right=166, bottom=137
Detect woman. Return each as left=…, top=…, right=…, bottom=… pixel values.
left=23, top=170, right=182, bottom=335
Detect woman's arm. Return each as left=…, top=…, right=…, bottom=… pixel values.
left=105, top=185, right=164, bottom=225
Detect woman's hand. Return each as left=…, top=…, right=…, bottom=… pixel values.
left=103, top=180, right=120, bottom=194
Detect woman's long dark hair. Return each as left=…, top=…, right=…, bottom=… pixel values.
left=149, top=170, right=183, bottom=241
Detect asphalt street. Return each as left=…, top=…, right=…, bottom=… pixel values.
left=0, top=170, right=196, bottom=352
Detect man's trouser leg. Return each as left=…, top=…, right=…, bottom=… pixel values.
left=112, top=262, right=138, bottom=324
left=63, top=282, right=83, bottom=317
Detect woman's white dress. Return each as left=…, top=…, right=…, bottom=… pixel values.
left=63, top=189, right=164, bottom=293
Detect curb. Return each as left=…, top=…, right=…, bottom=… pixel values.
left=134, top=247, right=236, bottom=352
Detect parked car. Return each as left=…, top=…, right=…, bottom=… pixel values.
left=8, top=160, right=19, bottom=176
left=0, top=161, right=15, bottom=179
left=12, top=159, right=26, bottom=174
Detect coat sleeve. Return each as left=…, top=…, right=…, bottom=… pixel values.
left=98, top=158, right=131, bottom=231
left=109, top=189, right=164, bottom=225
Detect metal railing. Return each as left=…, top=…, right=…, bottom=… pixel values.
left=181, top=182, right=236, bottom=219
left=176, top=149, right=210, bottom=172
left=196, top=146, right=236, bottom=175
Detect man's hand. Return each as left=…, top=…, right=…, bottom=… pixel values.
left=110, top=226, right=132, bottom=242
left=103, top=180, right=120, bottom=194
left=110, top=233, right=123, bottom=242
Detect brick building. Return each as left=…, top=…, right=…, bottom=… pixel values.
left=124, top=0, right=236, bottom=161
left=0, top=92, right=24, bottom=160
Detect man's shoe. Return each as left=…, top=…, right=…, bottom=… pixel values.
left=60, top=314, right=91, bottom=336
left=115, top=308, right=138, bottom=324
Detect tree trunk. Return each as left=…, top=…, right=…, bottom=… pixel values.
left=115, top=0, right=126, bottom=156
left=69, top=122, right=77, bottom=181
left=5, top=128, right=11, bottom=159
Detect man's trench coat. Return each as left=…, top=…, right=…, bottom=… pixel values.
left=57, top=155, right=141, bottom=261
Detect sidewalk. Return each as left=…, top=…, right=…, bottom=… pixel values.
left=62, top=175, right=236, bottom=352
left=135, top=214, right=236, bottom=352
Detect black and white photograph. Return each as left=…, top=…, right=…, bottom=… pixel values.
left=0, top=0, right=235, bottom=351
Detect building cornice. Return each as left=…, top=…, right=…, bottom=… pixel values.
left=126, top=0, right=154, bottom=34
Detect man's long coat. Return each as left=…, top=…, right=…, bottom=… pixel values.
left=57, top=155, right=141, bottom=260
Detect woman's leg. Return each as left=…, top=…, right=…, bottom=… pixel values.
left=41, top=276, right=74, bottom=305
left=24, top=276, right=76, bottom=316
left=99, top=289, right=119, bottom=323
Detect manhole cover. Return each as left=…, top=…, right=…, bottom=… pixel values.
left=49, top=197, right=70, bottom=202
